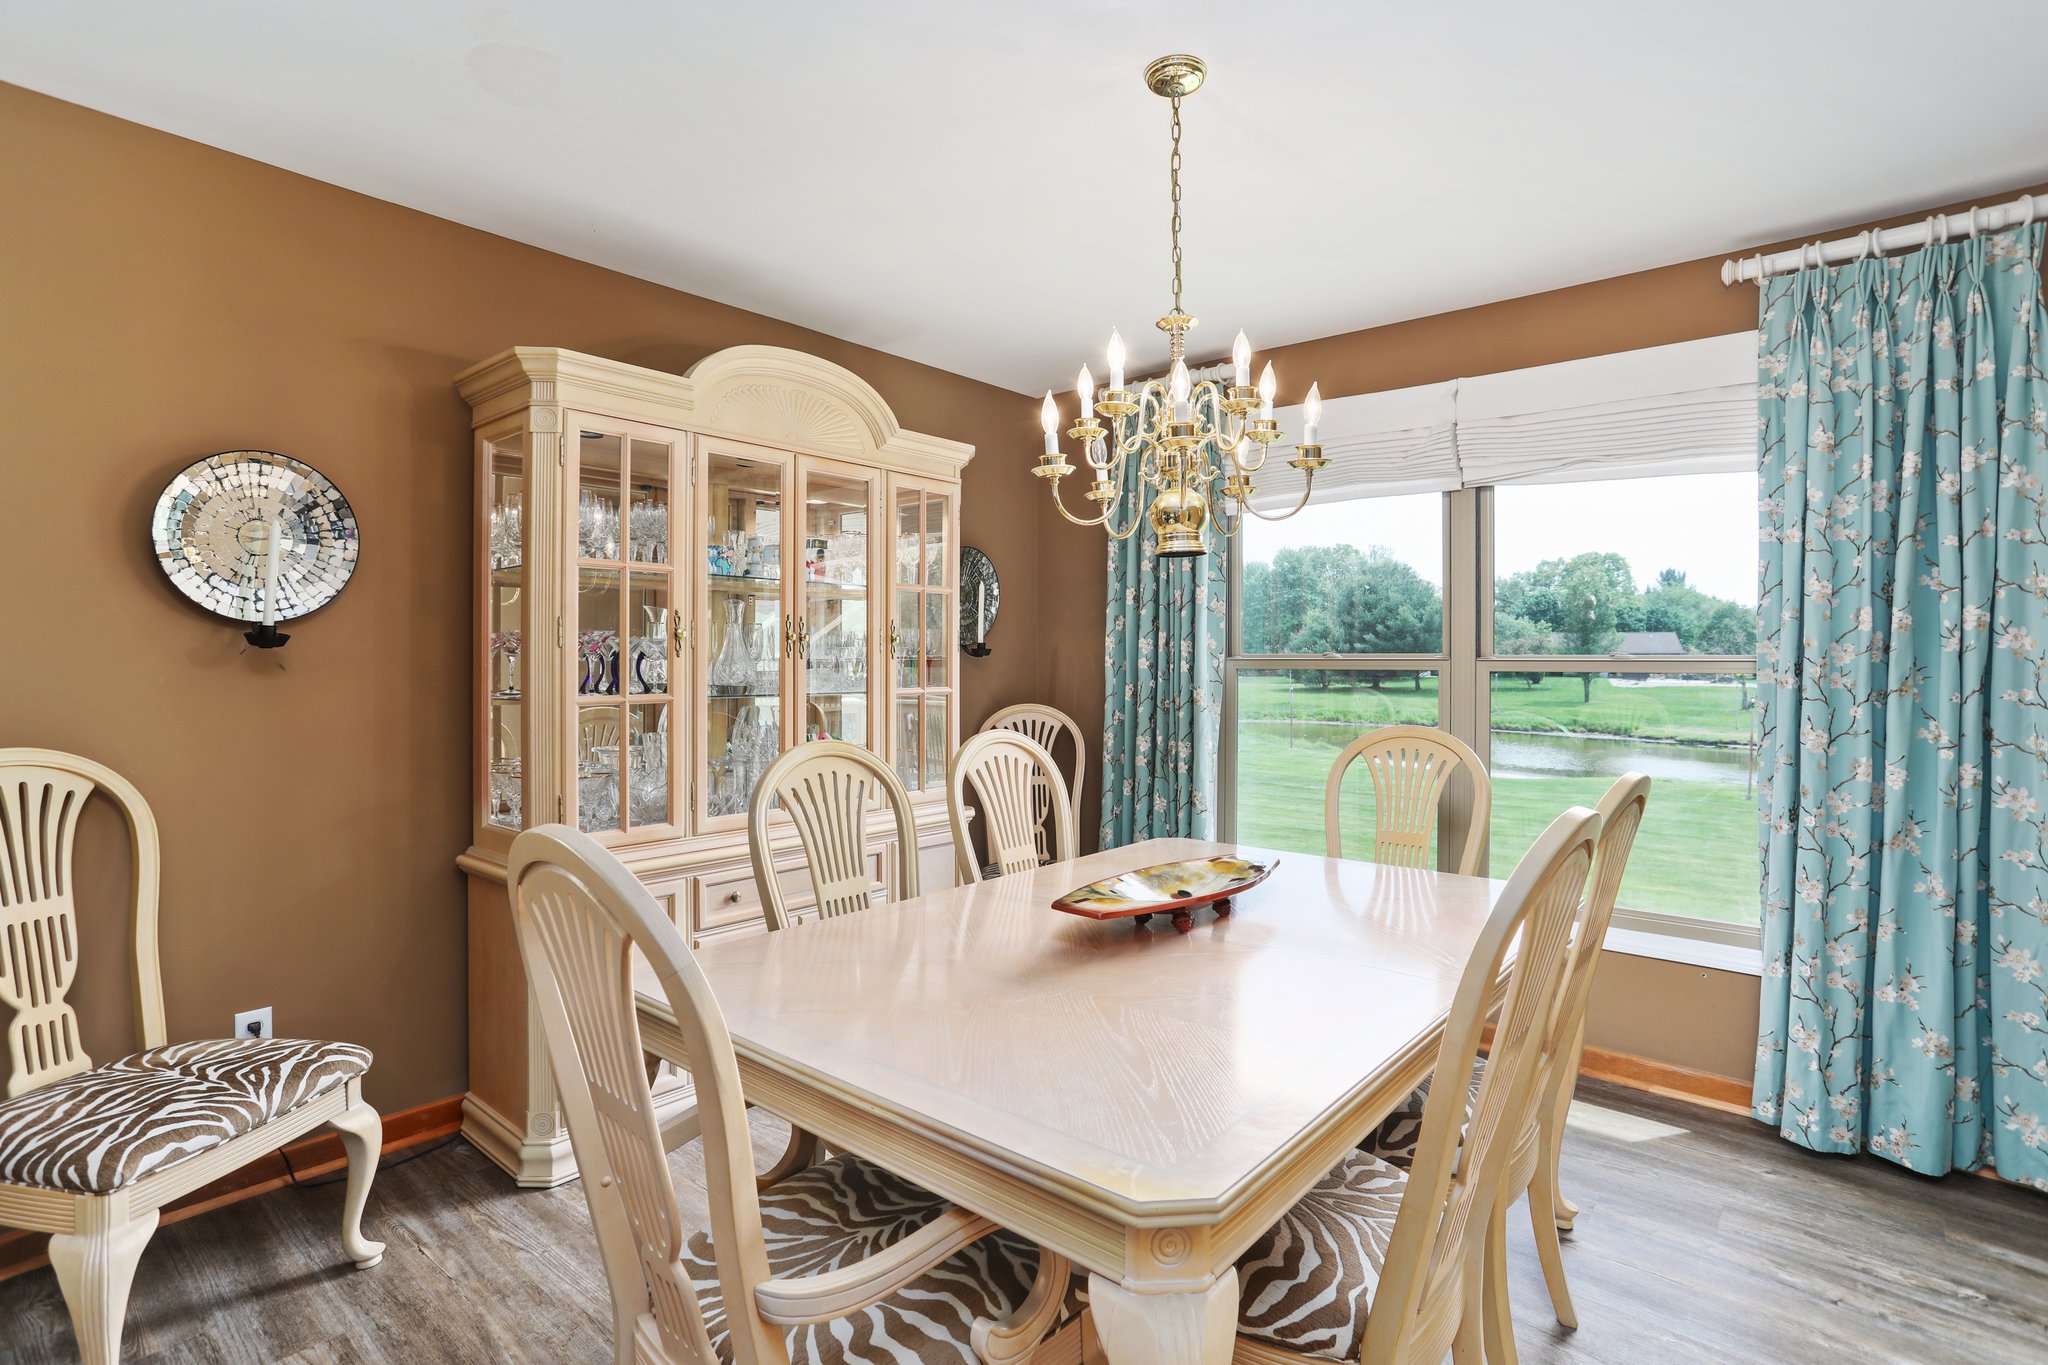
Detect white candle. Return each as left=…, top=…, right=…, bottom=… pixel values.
left=260, top=519, right=283, bottom=627
left=1078, top=364, right=1095, bottom=421
left=977, top=582, right=986, bottom=641
left=1107, top=329, right=1126, bottom=392
left=1169, top=360, right=1192, bottom=422
left=1258, top=362, right=1277, bottom=421
left=1303, top=382, right=1323, bottom=445
left=1040, top=391, right=1059, bottom=456
left=1232, top=330, right=1251, bottom=388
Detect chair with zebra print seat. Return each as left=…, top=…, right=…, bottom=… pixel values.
left=0, top=748, right=385, bottom=1365
left=978, top=705, right=1086, bottom=866
left=509, top=824, right=1084, bottom=1365
left=1224, top=804, right=1601, bottom=1365
left=946, top=731, right=1074, bottom=885
left=1358, top=773, right=1651, bottom=1343
left=1324, top=725, right=1491, bottom=877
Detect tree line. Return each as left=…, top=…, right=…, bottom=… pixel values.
left=1240, top=545, right=1753, bottom=689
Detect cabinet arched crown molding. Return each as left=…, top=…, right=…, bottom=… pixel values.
left=456, top=344, right=973, bottom=478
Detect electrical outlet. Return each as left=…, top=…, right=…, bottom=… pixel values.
left=234, top=1007, right=273, bottom=1040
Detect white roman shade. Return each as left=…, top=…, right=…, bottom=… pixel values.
left=1453, top=332, right=1757, bottom=487
left=1246, top=379, right=1460, bottom=510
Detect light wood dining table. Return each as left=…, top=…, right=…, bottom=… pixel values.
left=635, top=836, right=1505, bottom=1365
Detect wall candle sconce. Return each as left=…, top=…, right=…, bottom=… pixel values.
left=960, top=546, right=997, bottom=657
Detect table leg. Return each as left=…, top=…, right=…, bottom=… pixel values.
left=1088, top=1269, right=1238, bottom=1365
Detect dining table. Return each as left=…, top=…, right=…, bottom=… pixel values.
left=634, top=836, right=1506, bottom=1365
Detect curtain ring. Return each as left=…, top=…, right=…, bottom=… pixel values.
left=1855, top=230, right=1873, bottom=262
left=1752, top=251, right=1766, bottom=280
left=2022, top=197, right=2038, bottom=229
left=1870, top=228, right=1887, bottom=258
left=1970, top=205, right=1984, bottom=238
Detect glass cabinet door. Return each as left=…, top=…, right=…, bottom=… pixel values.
left=888, top=478, right=957, bottom=794
left=795, top=459, right=877, bottom=750
left=573, top=419, right=684, bottom=839
left=482, top=424, right=528, bottom=836
left=699, top=441, right=793, bottom=826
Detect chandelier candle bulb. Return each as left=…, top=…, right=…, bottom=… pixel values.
left=1303, top=383, right=1323, bottom=445
left=1078, top=365, right=1095, bottom=421
left=1258, top=363, right=1277, bottom=421
left=1040, top=391, right=1059, bottom=456
left=1170, top=359, right=1192, bottom=421
left=1107, top=329, right=1126, bottom=392
left=1232, top=331, right=1251, bottom=388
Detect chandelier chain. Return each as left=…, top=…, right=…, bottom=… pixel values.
left=1168, top=95, right=1183, bottom=319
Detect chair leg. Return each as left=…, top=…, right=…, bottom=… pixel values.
left=49, top=1202, right=158, bottom=1365
left=1551, top=1033, right=1583, bottom=1232
left=972, top=1248, right=1071, bottom=1364
left=330, top=1092, right=388, bottom=1269
left=1481, top=1203, right=1519, bottom=1365
left=1528, top=1153, right=1579, bottom=1329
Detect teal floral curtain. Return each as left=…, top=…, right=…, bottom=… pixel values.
left=1754, top=224, right=2048, bottom=1190
left=1099, top=474, right=1228, bottom=848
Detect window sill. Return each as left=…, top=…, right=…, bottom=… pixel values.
left=1601, top=925, right=1762, bottom=976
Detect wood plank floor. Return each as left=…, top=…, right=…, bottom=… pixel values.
left=3, top=1081, right=2044, bottom=1364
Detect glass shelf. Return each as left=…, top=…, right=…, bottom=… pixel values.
left=710, top=572, right=781, bottom=586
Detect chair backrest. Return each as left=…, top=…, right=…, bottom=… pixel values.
left=1539, top=773, right=1651, bottom=1116
left=748, top=740, right=920, bottom=932
left=980, top=705, right=1086, bottom=861
left=0, top=749, right=165, bottom=1100
left=509, top=825, right=783, bottom=1365
left=1324, top=725, right=1491, bottom=877
left=946, top=730, right=1074, bottom=884
left=1361, top=804, right=1599, bottom=1365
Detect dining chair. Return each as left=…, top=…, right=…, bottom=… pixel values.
left=1324, top=725, right=1491, bottom=877
left=946, top=730, right=1075, bottom=884
left=979, top=704, right=1087, bottom=865
left=1217, top=804, right=1600, bottom=1365
left=748, top=740, right=920, bottom=933
left=1359, top=773, right=1651, bottom=1347
left=0, top=749, right=384, bottom=1365
left=507, top=824, right=1080, bottom=1365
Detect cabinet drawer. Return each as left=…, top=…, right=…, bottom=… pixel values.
left=691, top=851, right=888, bottom=935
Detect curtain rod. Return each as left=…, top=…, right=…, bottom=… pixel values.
left=1720, top=192, right=2047, bottom=286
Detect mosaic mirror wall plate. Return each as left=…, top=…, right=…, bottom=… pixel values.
left=1052, top=855, right=1277, bottom=933
left=151, top=451, right=359, bottom=623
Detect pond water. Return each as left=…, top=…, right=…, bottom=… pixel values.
left=1491, top=732, right=1755, bottom=786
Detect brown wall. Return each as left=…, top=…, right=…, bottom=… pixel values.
left=1038, top=180, right=2048, bottom=1085
left=0, top=82, right=1041, bottom=1113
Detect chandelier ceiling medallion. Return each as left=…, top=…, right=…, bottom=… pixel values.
left=1036, top=54, right=1327, bottom=559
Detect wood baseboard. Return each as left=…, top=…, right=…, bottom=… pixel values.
left=1575, top=1042, right=1753, bottom=1116
left=0, top=1094, right=463, bottom=1285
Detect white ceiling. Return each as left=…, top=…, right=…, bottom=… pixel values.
left=6, top=1, right=2048, bottom=395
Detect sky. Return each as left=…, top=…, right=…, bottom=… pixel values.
left=1239, top=470, right=1758, bottom=607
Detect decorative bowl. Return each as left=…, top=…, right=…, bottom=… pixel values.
left=1052, top=855, right=1276, bottom=934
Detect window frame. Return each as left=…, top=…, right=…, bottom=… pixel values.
left=1222, top=482, right=1762, bottom=972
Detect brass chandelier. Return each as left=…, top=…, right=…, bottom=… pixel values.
left=1035, top=54, right=1327, bottom=559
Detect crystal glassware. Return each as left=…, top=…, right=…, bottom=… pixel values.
left=709, top=599, right=755, bottom=692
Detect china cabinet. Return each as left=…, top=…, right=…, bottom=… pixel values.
left=456, top=345, right=968, bottom=1184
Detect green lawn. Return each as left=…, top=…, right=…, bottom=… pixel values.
left=1231, top=672, right=1760, bottom=923
left=1236, top=671, right=1753, bottom=745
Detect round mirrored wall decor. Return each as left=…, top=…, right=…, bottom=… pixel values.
left=960, top=545, right=998, bottom=656
left=151, top=450, right=359, bottom=641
